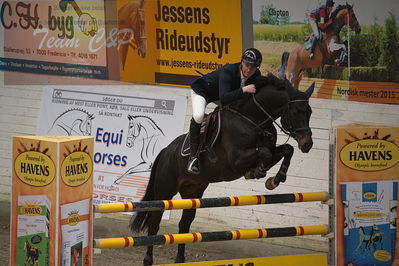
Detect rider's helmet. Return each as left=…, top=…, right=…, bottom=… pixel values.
left=242, top=48, right=262, bottom=68
left=326, top=0, right=334, bottom=7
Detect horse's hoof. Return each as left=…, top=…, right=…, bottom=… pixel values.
left=265, top=177, right=278, bottom=190
left=143, top=256, right=153, bottom=266
left=244, top=170, right=255, bottom=179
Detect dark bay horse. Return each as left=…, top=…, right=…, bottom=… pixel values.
left=130, top=74, right=315, bottom=265
left=279, top=4, right=361, bottom=88
left=118, top=0, right=147, bottom=70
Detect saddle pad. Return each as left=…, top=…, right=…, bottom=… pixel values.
left=181, top=111, right=221, bottom=157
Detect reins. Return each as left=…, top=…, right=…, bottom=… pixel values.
left=251, top=94, right=310, bottom=139
left=251, top=94, right=291, bottom=136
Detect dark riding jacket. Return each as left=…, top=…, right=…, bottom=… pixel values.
left=310, top=5, right=331, bottom=30
left=190, top=63, right=261, bottom=105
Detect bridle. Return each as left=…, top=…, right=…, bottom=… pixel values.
left=119, top=7, right=147, bottom=56
left=251, top=94, right=311, bottom=141
left=132, top=7, right=147, bottom=56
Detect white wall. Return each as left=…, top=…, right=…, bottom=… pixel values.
left=1, top=70, right=398, bottom=251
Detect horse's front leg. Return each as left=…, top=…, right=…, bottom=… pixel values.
left=265, top=144, right=294, bottom=190
left=230, top=147, right=270, bottom=177
left=243, top=147, right=273, bottom=179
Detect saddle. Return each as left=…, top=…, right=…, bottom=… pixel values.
left=304, top=31, right=323, bottom=50
left=181, top=109, right=221, bottom=161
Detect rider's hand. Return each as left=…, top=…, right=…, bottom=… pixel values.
left=242, top=84, right=256, bottom=94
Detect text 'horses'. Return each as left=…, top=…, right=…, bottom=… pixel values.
left=279, top=4, right=361, bottom=88
left=130, top=74, right=315, bottom=265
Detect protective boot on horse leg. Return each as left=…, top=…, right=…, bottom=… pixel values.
left=244, top=146, right=273, bottom=180
left=187, top=118, right=202, bottom=174
left=328, top=39, right=347, bottom=65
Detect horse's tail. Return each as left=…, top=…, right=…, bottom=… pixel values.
left=278, top=51, right=290, bottom=79
left=129, top=149, right=164, bottom=233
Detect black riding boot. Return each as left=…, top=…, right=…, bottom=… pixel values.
left=309, top=38, right=317, bottom=59
left=187, top=118, right=201, bottom=174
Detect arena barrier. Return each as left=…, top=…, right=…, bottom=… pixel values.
left=93, top=191, right=329, bottom=213
left=93, top=224, right=329, bottom=249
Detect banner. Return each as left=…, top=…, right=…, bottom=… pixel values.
left=252, top=0, right=399, bottom=104
left=0, top=0, right=107, bottom=78
left=333, top=124, right=399, bottom=266
left=116, top=0, right=244, bottom=86
left=37, top=86, right=187, bottom=204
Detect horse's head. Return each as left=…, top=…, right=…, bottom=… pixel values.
left=280, top=80, right=315, bottom=153
left=80, top=113, right=94, bottom=136
left=334, top=3, right=361, bottom=34
left=372, top=224, right=379, bottom=231
left=127, top=115, right=141, bottom=148
left=132, top=0, right=147, bottom=58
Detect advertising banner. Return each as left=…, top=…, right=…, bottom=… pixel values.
left=37, top=86, right=187, bottom=204
left=0, top=0, right=107, bottom=78
left=252, top=0, right=399, bottom=104
left=116, top=0, right=244, bottom=86
left=333, top=124, right=399, bottom=266
left=10, top=136, right=94, bottom=266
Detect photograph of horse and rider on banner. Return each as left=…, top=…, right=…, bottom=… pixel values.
left=252, top=0, right=399, bottom=104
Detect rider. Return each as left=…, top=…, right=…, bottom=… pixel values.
left=187, top=48, right=262, bottom=175
left=308, top=0, right=335, bottom=59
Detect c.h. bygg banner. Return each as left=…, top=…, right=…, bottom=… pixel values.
left=1, top=0, right=107, bottom=78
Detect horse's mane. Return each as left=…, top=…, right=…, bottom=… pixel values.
left=54, top=108, right=93, bottom=121
left=254, top=73, right=301, bottom=100
left=330, top=4, right=351, bottom=21
left=253, top=73, right=287, bottom=91
left=128, top=114, right=164, bottom=135
left=230, top=73, right=300, bottom=111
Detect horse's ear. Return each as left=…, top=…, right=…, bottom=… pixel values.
left=305, top=82, right=315, bottom=99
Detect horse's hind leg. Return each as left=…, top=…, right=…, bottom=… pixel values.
left=143, top=210, right=163, bottom=266
left=265, top=144, right=294, bottom=190
left=175, top=183, right=208, bottom=263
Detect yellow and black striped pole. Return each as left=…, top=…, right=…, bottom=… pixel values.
left=93, top=224, right=329, bottom=249
left=93, top=192, right=328, bottom=213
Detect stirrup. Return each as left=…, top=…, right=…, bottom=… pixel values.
left=187, top=156, right=200, bottom=174
left=308, top=52, right=314, bottom=59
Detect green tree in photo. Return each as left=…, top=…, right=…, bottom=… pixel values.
left=260, top=5, right=277, bottom=25
left=379, top=11, right=399, bottom=75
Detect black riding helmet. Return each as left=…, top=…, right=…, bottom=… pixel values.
left=326, top=0, right=334, bottom=7
left=242, top=48, right=262, bottom=68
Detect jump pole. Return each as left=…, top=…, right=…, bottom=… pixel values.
left=93, top=192, right=329, bottom=213
left=93, top=224, right=329, bottom=249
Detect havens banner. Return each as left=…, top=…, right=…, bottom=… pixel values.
left=0, top=0, right=107, bottom=78
left=117, top=0, right=244, bottom=86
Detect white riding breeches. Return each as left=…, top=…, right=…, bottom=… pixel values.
left=310, top=19, right=319, bottom=39
left=191, top=91, right=207, bottom=124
